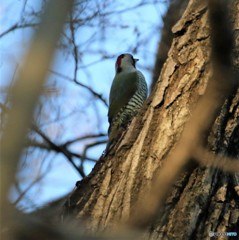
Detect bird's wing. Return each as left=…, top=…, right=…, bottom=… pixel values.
left=108, top=71, right=138, bottom=124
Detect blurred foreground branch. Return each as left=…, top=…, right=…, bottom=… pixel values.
left=0, top=0, right=74, bottom=231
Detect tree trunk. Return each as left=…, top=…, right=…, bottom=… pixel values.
left=63, top=0, right=239, bottom=239
left=151, top=0, right=188, bottom=90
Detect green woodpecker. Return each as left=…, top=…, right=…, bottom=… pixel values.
left=106, top=53, right=148, bottom=151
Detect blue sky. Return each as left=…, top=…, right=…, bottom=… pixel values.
left=0, top=0, right=168, bottom=211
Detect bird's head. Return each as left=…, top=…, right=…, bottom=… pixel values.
left=115, top=53, right=139, bottom=73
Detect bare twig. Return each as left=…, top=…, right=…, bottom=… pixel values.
left=13, top=168, right=49, bottom=206
left=69, top=12, right=79, bottom=82
left=0, top=23, right=38, bottom=38
left=32, top=126, right=86, bottom=178
left=61, top=133, right=106, bottom=147
left=79, top=140, right=108, bottom=173
left=27, top=137, right=98, bottom=163
left=1, top=102, right=99, bottom=168
left=49, top=70, right=108, bottom=107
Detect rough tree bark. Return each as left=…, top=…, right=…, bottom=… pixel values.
left=63, top=0, right=239, bottom=239
left=151, top=0, right=188, bottom=90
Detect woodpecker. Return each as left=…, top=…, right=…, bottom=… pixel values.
left=106, top=53, right=148, bottom=152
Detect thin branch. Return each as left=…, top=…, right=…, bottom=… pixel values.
left=31, top=126, right=86, bottom=178
left=49, top=69, right=108, bottom=107
left=69, top=12, right=79, bottom=82
left=0, top=23, right=38, bottom=38
left=81, top=140, right=107, bottom=159
left=13, top=169, right=48, bottom=206
left=1, top=102, right=100, bottom=164
left=27, top=138, right=98, bottom=163
left=71, top=0, right=164, bottom=25
left=61, top=133, right=106, bottom=147
left=78, top=140, right=107, bottom=176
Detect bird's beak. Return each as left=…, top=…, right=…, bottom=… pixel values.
left=134, top=58, right=139, bottom=62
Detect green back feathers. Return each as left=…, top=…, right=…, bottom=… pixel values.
left=108, top=71, right=138, bottom=124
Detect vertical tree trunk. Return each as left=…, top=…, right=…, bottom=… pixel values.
left=63, top=0, right=239, bottom=239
